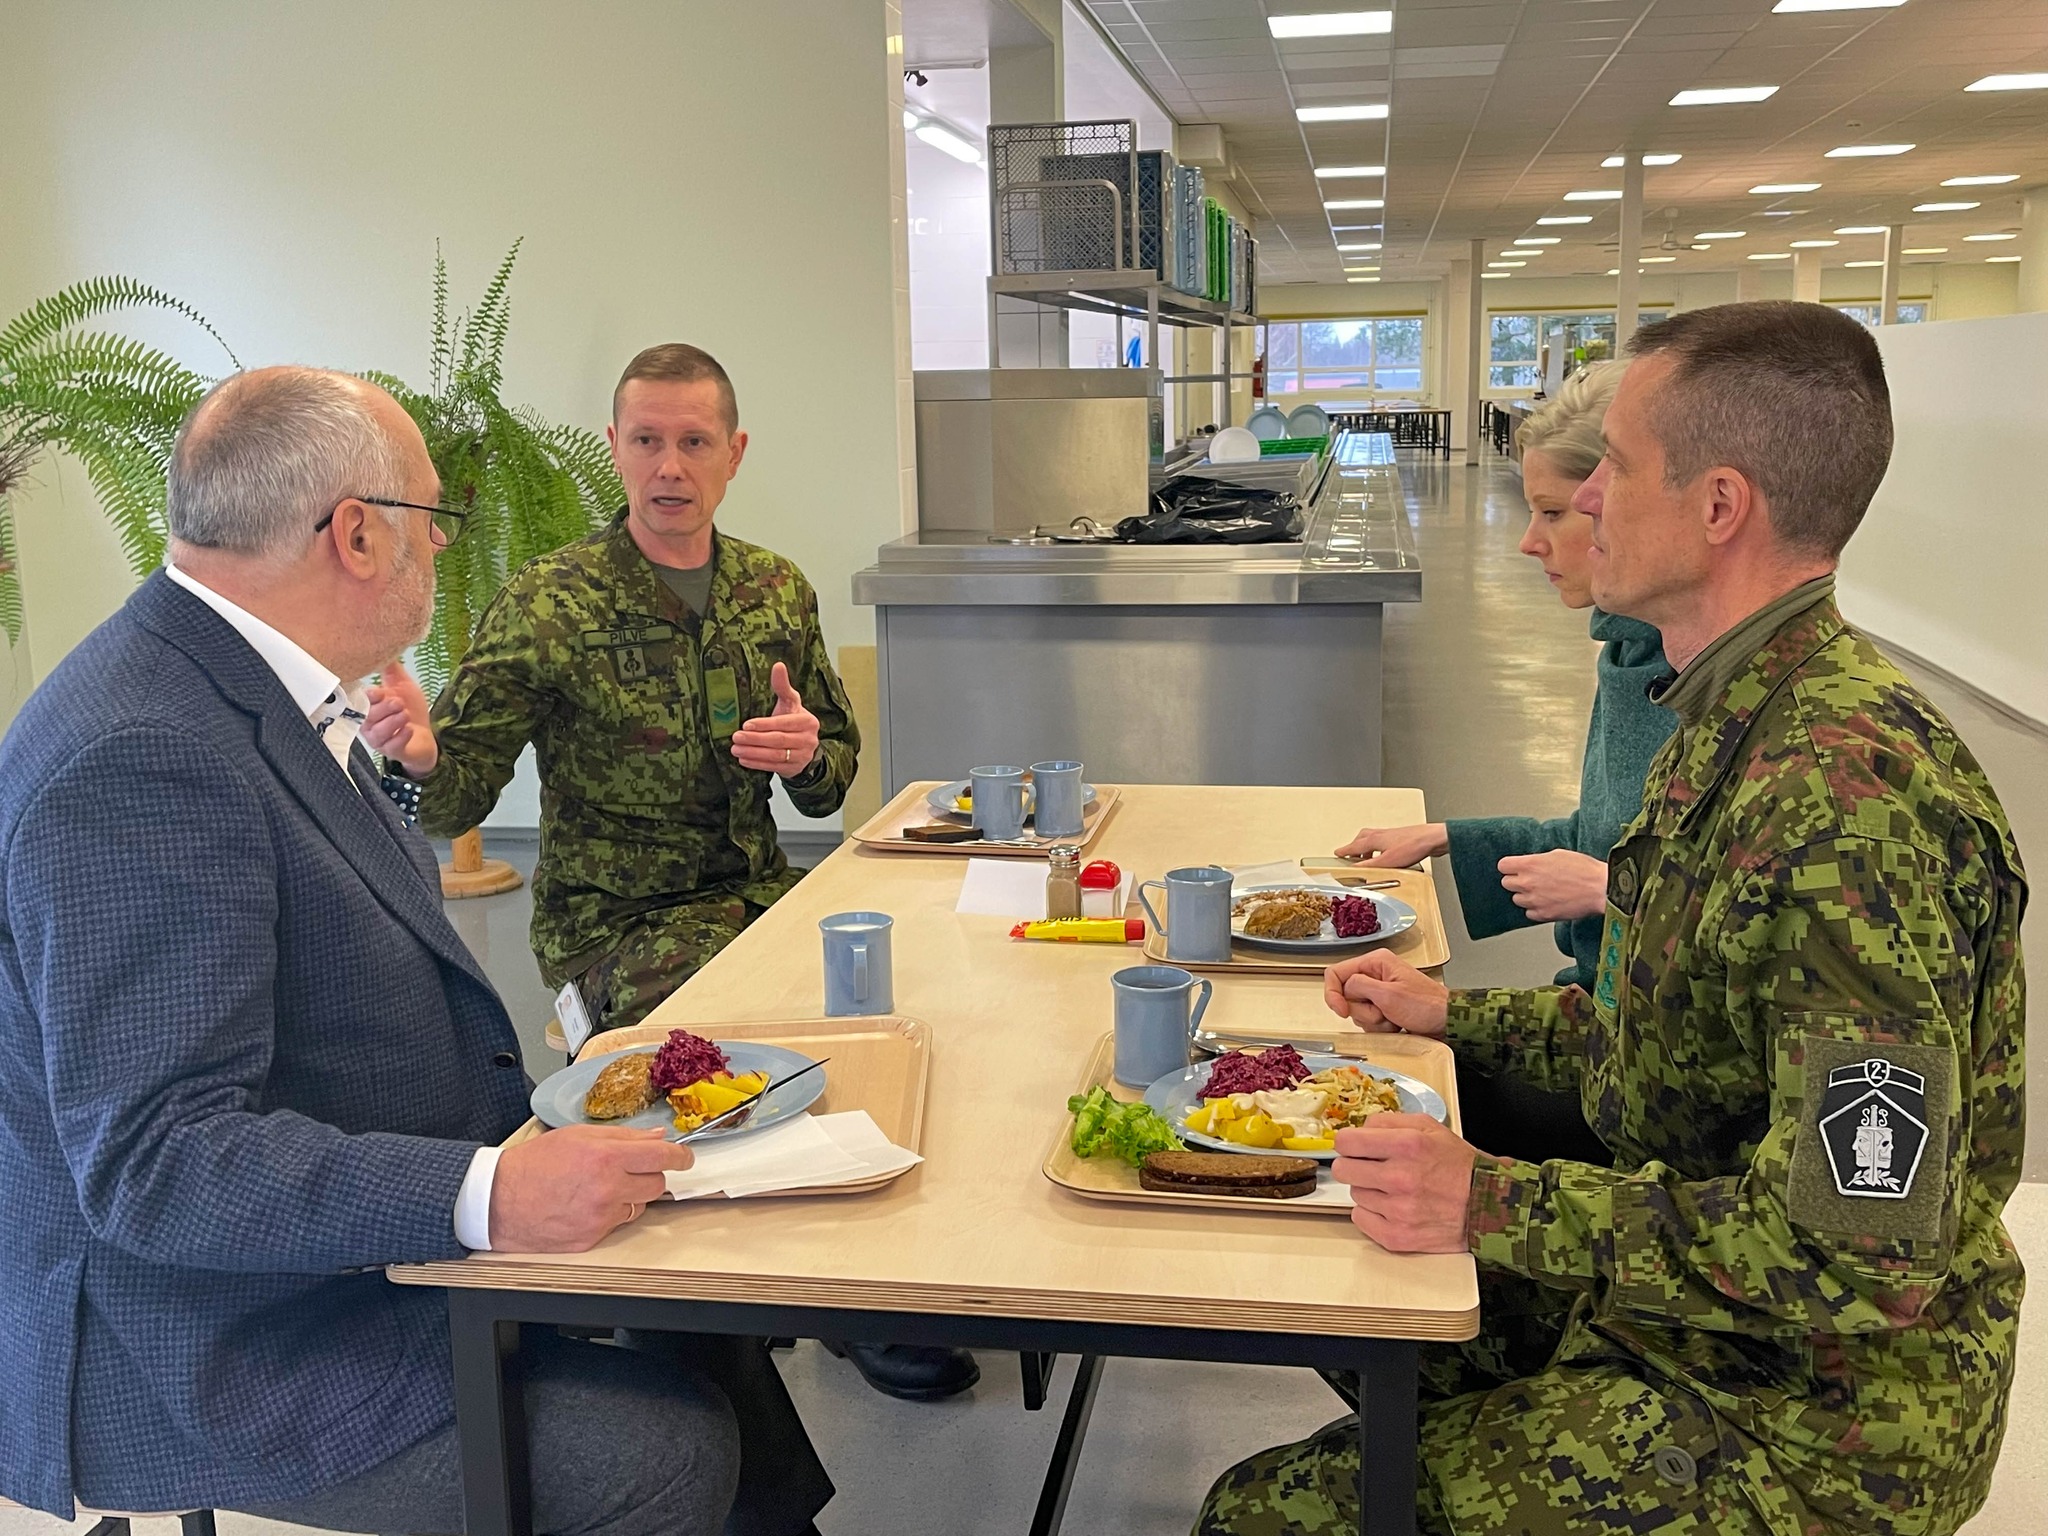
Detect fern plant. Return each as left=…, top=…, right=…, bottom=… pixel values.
left=0, top=277, right=237, bottom=642
left=367, top=240, right=621, bottom=690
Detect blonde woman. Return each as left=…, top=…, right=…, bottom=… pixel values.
left=1340, top=363, right=1673, bottom=1101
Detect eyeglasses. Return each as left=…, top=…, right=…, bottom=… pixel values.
left=316, top=495, right=468, bottom=548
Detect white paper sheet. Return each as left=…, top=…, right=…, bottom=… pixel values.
left=955, top=858, right=1132, bottom=919
left=1228, top=859, right=1349, bottom=896
left=662, top=1110, right=921, bottom=1200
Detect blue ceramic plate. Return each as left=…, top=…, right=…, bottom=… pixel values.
left=926, top=778, right=1100, bottom=822
left=1143, top=1053, right=1447, bottom=1163
left=1229, top=884, right=1418, bottom=952
left=530, top=1041, right=824, bottom=1141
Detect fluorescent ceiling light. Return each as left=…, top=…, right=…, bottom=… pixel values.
left=1640, top=255, right=1678, bottom=263
left=1672, top=86, right=1778, bottom=106
left=1607, top=269, right=1622, bottom=276
left=1348, top=275, right=1384, bottom=282
left=1966, top=74, right=2048, bottom=91
left=1696, top=230, right=1746, bottom=240
left=1337, top=242, right=1382, bottom=251
left=1987, top=255, right=2023, bottom=262
left=914, top=122, right=982, bottom=164
left=1564, top=190, right=1624, bottom=201
left=1965, top=232, right=2017, bottom=241
left=1481, top=272, right=1511, bottom=279
left=1751, top=183, right=1820, bottom=194
left=1298, top=104, right=1389, bottom=122
left=1603, top=153, right=1683, bottom=166
left=1514, top=237, right=1562, bottom=245
left=1903, top=246, right=1947, bottom=254
left=1762, top=210, right=1806, bottom=216
left=1914, top=201, right=1979, bottom=212
left=1271, top=10, right=1393, bottom=38
left=1844, top=260, right=1884, bottom=268
left=1825, top=144, right=1914, bottom=157
left=1834, top=226, right=1887, bottom=235
left=1487, top=261, right=1526, bottom=268
left=1749, top=253, right=1792, bottom=260
left=1790, top=239, right=1839, bottom=247
left=1315, top=165, right=1385, bottom=178
left=1943, top=174, right=2018, bottom=186
left=1690, top=243, right=1714, bottom=250
left=1773, top=0, right=1907, bottom=11
left=1323, top=198, right=1385, bottom=210
left=1537, top=216, right=1593, bottom=225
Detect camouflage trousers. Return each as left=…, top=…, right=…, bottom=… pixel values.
left=1194, top=1275, right=1765, bottom=1536
left=570, top=895, right=771, bottom=1035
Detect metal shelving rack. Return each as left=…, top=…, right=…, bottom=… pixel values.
left=986, top=119, right=1261, bottom=429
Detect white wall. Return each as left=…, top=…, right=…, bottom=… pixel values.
left=1838, top=312, right=2048, bottom=726
left=0, top=0, right=909, bottom=830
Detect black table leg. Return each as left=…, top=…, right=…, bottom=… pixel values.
left=449, top=1289, right=531, bottom=1536
left=1356, top=1339, right=1420, bottom=1536
left=1021, top=1349, right=1057, bottom=1411
left=1028, top=1354, right=1104, bottom=1536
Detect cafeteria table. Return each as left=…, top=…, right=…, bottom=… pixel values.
left=1319, top=406, right=1453, bottom=459
left=391, top=783, right=1479, bottom=1536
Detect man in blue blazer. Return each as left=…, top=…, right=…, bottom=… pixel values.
left=0, top=367, right=831, bottom=1534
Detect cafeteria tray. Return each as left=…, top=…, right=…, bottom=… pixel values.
left=502, top=1015, right=931, bottom=1199
left=1042, top=1031, right=1461, bottom=1219
left=851, top=779, right=1122, bottom=858
left=1141, top=866, right=1450, bottom=974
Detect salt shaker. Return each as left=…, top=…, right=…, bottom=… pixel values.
left=1045, top=845, right=1083, bottom=920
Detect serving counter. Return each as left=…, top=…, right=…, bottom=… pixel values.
left=852, top=434, right=1420, bottom=793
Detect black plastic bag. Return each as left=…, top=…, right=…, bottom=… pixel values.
left=1114, top=478, right=1304, bottom=544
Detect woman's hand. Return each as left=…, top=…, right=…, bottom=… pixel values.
left=1497, top=850, right=1609, bottom=922
left=1334, top=822, right=1448, bottom=867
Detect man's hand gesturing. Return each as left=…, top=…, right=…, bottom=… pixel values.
left=363, top=661, right=438, bottom=778
left=730, top=662, right=822, bottom=778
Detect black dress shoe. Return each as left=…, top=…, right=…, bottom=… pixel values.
left=823, top=1340, right=980, bottom=1402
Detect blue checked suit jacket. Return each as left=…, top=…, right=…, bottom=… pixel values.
left=0, top=572, right=532, bottom=1516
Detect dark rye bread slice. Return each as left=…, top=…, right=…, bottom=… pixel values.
left=1139, top=1150, right=1318, bottom=1199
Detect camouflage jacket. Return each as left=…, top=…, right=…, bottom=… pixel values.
left=1450, top=581, right=2026, bottom=1536
left=416, top=514, right=858, bottom=984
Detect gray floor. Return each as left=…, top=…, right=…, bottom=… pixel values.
left=8, top=452, right=2045, bottom=1534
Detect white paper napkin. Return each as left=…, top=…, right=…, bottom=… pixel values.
left=663, top=1111, right=921, bottom=1200
left=955, top=858, right=1132, bottom=919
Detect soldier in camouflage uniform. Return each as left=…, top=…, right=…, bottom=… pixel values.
left=376, top=344, right=859, bottom=1035
left=1196, top=303, right=2025, bottom=1536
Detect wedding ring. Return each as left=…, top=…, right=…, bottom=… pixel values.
left=784, top=748, right=792, bottom=763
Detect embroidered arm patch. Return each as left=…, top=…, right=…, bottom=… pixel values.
left=1788, top=1033, right=1952, bottom=1243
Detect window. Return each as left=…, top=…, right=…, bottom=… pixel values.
left=1833, top=302, right=1929, bottom=328
left=1488, top=310, right=1669, bottom=391
left=1258, top=317, right=1428, bottom=395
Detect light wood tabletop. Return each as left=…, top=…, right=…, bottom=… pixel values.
left=393, top=782, right=1480, bottom=1344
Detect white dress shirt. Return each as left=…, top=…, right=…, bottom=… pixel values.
left=164, top=563, right=501, bottom=1250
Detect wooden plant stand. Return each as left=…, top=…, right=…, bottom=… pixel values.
left=441, top=826, right=523, bottom=899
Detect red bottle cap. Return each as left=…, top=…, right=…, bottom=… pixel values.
left=1080, top=859, right=1121, bottom=890
left=1123, top=918, right=1145, bottom=941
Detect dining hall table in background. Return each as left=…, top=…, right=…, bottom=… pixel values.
left=392, top=783, right=1479, bottom=1536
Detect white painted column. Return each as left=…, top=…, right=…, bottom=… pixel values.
left=2016, top=186, right=2048, bottom=313
left=1444, top=262, right=1472, bottom=427
left=1736, top=264, right=1767, bottom=302
left=1615, top=155, right=1644, bottom=340
left=1465, top=237, right=1484, bottom=466
left=1879, top=224, right=1904, bottom=325
left=1793, top=248, right=1823, bottom=304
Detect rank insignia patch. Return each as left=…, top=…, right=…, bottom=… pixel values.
left=1816, top=1058, right=1929, bottom=1200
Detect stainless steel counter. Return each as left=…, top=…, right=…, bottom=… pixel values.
left=851, top=434, right=1421, bottom=792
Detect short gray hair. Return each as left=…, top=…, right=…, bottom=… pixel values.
left=1516, top=360, right=1624, bottom=481
left=166, top=367, right=410, bottom=556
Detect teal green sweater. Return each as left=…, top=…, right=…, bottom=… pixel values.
left=1445, top=610, right=1674, bottom=989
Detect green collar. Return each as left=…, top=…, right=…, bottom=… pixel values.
left=1658, top=575, right=1836, bottom=729
left=599, top=509, right=730, bottom=624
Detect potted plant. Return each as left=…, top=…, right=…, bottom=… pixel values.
left=0, top=277, right=237, bottom=641
left=369, top=241, right=621, bottom=896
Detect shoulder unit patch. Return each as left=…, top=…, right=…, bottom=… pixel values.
left=1788, top=1032, right=1952, bottom=1243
